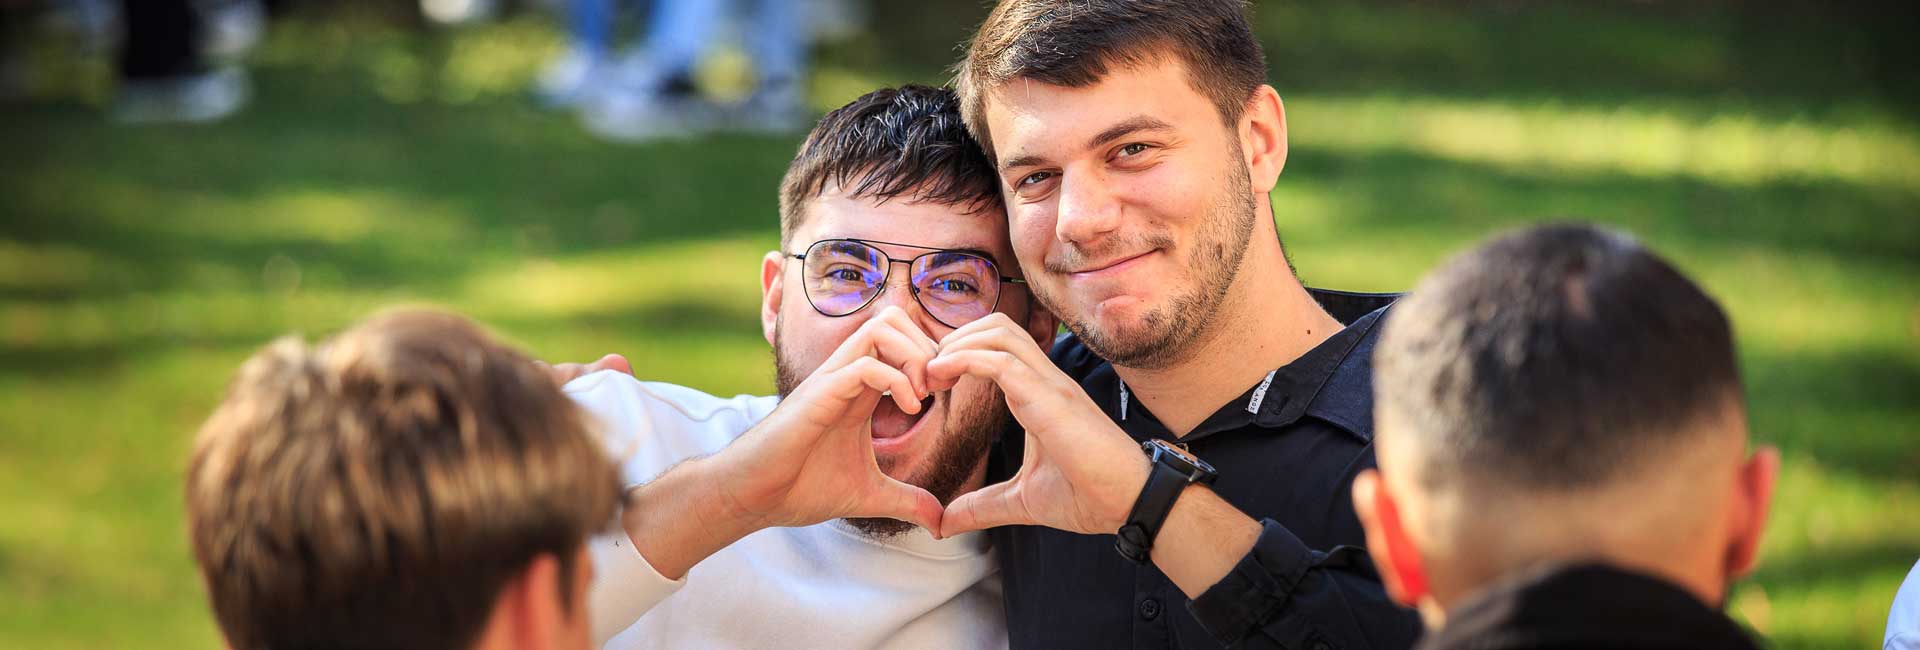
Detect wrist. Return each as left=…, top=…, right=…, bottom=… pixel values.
left=1148, top=486, right=1261, bottom=599
left=1114, top=440, right=1221, bottom=563
left=622, top=455, right=762, bottom=579
left=1105, top=450, right=1154, bottom=533
left=692, top=451, right=773, bottom=533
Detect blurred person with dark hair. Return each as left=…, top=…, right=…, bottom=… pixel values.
left=919, top=1, right=1422, bottom=647
left=1356, top=224, right=1778, bottom=649
left=578, top=0, right=808, bottom=141
left=565, top=83, right=1054, bottom=648
left=113, top=0, right=258, bottom=123
left=185, top=309, right=627, bottom=650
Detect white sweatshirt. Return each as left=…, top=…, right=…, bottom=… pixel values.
left=565, top=371, right=1008, bottom=650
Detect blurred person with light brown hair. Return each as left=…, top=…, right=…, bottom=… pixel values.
left=184, top=308, right=632, bottom=650
left=1356, top=224, right=1778, bottom=649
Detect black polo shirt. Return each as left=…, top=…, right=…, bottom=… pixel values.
left=988, top=289, right=1422, bottom=649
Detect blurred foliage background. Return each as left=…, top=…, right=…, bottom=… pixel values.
left=1, top=1, right=1915, bottom=647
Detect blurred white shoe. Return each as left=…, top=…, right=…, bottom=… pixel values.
left=112, top=66, right=250, bottom=124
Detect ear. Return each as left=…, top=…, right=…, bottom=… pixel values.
left=1352, top=469, right=1428, bottom=607
left=1725, top=445, right=1780, bottom=578
left=1020, top=293, right=1059, bottom=350
left=474, top=553, right=567, bottom=650
left=761, top=250, right=786, bottom=348
left=1240, top=85, right=1289, bottom=194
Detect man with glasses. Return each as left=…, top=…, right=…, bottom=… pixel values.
left=569, top=84, right=1054, bottom=648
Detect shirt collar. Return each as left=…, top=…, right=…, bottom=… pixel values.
left=1118, top=367, right=1281, bottom=423
left=1424, top=563, right=1758, bottom=650
left=1113, top=289, right=1396, bottom=442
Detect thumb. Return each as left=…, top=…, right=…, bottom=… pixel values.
left=863, top=476, right=945, bottom=534
left=939, top=480, right=1028, bottom=538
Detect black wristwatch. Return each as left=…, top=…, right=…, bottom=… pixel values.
left=1115, top=439, right=1219, bottom=564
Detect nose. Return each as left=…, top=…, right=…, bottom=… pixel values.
left=1054, top=171, right=1122, bottom=246
left=870, top=265, right=944, bottom=334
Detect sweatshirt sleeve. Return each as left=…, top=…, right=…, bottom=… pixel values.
left=588, top=525, right=686, bottom=647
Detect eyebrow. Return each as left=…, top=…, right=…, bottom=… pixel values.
left=1088, top=115, right=1174, bottom=149
left=998, top=115, right=1176, bottom=173
left=999, top=153, right=1049, bottom=173
left=823, top=238, right=1007, bottom=268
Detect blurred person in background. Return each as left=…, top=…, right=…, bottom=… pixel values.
left=113, top=0, right=261, bottom=123
left=1357, top=224, right=1778, bottom=649
left=576, top=0, right=811, bottom=141
left=184, top=309, right=629, bottom=650
left=533, top=0, right=645, bottom=107
left=560, top=84, right=1052, bottom=648
left=1890, top=560, right=1920, bottom=650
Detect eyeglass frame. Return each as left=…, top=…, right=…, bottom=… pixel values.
left=784, top=237, right=1028, bottom=329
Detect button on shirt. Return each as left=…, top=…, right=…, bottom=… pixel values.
left=989, top=289, right=1423, bottom=649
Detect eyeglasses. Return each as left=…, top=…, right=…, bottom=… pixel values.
left=786, top=238, right=1025, bottom=329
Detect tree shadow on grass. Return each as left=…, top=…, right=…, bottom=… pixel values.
left=1743, top=348, right=1920, bottom=486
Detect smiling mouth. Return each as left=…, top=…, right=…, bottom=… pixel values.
left=1069, top=250, right=1156, bottom=278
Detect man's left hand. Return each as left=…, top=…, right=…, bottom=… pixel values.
left=927, top=314, right=1149, bottom=538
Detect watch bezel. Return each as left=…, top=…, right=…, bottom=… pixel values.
left=1142, top=439, right=1218, bottom=485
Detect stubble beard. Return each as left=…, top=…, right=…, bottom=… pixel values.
left=773, top=323, right=1012, bottom=539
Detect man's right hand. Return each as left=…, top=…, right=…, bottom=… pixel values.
left=617, top=306, right=945, bottom=578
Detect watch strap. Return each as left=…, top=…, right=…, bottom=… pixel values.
left=1115, top=451, right=1191, bottom=564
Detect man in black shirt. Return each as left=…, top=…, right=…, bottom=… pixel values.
left=1354, top=224, right=1777, bottom=649
left=925, top=0, right=1422, bottom=647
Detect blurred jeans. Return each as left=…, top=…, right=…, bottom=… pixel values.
left=567, top=0, right=622, bottom=59
left=628, top=0, right=805, bottom=94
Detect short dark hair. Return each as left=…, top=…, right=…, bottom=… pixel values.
left=954, top=0, right=1269, bottom=162
left=1376, top=223, right=1744, bottom=492
left=778, top=84, right=1001, bottom=247
left=186, top=309, right=623, bottom=650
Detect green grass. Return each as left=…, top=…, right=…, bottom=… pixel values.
left=3, top=3, right=1915, bottom=648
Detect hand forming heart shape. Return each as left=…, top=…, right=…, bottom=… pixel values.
left=927, top=313, right=1151, bottom=539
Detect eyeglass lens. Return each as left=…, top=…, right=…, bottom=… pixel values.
left=801, top=240, right=1003, bottom=327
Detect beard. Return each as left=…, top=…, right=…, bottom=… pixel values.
left=773, top=323, right=1012, bottom=539
left=1038, top=149, right=1258, bottom=370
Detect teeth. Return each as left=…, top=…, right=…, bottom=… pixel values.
left=881, top=390, right=892, bottom=397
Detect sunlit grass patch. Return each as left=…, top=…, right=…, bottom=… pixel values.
left=1290, top=94, right=1920, bottom=191
left=463, top=236, right=770, bottom=322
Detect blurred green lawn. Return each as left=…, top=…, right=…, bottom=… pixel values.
left=2, top=2, right=1916, bottom=648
